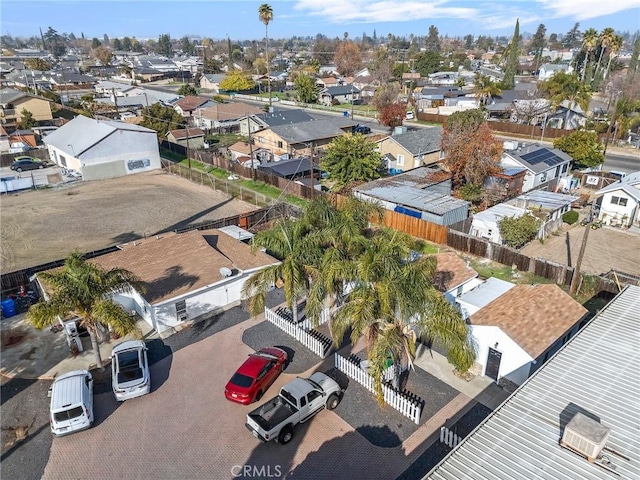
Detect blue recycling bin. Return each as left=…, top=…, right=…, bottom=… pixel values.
left=343, top=111, right=349, bottom=117
left=1, top=298, right=17, bottom=318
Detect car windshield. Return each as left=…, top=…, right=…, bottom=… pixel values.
left=53, top=406, right=84, bottom=422
left=280, top=388, right=298, bottom=409
left=229, top=372, right=254, bottom=388
left=116, top=350, right=143, bottom=383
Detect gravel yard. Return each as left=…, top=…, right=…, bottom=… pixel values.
left=0, top=170, right=260, bottom=273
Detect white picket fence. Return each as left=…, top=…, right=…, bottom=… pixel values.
left=264, top=307, right=330, bottom=358
left=440, top=426, right=462, bottom=448
left=334, top=353, right=422, bottom=425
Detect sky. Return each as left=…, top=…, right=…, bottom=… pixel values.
left=1, top=0, right=639, bottom=42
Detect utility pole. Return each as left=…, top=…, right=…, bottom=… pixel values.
left=185, top=124, right=191, bottom=181
left=309, top=141, right=314, bottom=201
left=569, top=213, right=592, bottom=295
left=350, top=86, right=355, bottom=120
left=247, top=114, right=256, bottom=181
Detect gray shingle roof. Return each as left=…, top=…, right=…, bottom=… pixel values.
left=256, top=109, right=314, bottom=127
left=323, top=85, right=361, bottom=95
left=426, top=285, right=640, bottom=480
left=270, top=118, right=347, bottom=143
left=390, top=127, right=443, bottom=155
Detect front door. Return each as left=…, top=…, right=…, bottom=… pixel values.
left=485, top=348, right=502, bottom=381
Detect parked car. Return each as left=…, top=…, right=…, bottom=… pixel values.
left=352, top=125, right=371, bottom=135
left=111, top=340, right=150, bottom=401
left=225, top=347, right=288, bottom=404
left=405, top=111, right=415, bottom=120
left=10, top=157, right=49, bottom=172
left=49, top=370, right=94, bottom=437
left=245, top=372, right=343, bottom=444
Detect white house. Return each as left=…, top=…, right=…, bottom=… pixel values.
left=594, top=171, right=640, bottom=228
left=537, top=63, right=574, bottom=81
left=470, top=203, right=528, bottom=243
left=432, top=252, right=482, bottom=303
left=43, top=115, right=161, bottom=181
left=501, top=144, right=573, bottom=192
left=84, top=229, right=280, bottom=335
left=455, top=277, right=516, bottom=320
left=468, top=284, right=588, bottom=389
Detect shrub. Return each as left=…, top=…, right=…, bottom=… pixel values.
left=562, top=210, right=579, bottom=225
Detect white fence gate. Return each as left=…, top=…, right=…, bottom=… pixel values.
left=334, top=353, right=422, bottom=425
left=264, top=307, right=331, bottom=358
left=440, top=426, right=462, bottom=448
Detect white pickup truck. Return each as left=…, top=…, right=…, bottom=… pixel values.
left=245, top=372, right=343, bottom=445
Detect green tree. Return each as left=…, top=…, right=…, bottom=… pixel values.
left=538, top=71, right=592, bottom=129
left=93, top=46, right=113, bottom=67
left=157, top=33, right=172, bottom=56
left=140, top=103, right=185, bottom=138
left=530, top=24, right=547, bottom=72
left=18, top=108, right=38, bottom=129
left=242, top=218, right=321, bottom=325
left=503, top=19, right=520, bottom=89
left=414, top=51, right=441, bottom=76
left=498, top=214, right=541, bottom=248
left=112, top=38, right=122, bottom=50
left=425, top=25, right=441, bottom=53
left=177, top=84, right=197, bottom=96
left=580, top=28, right=598, bottom=83
left=26, top=252, right=144, bottom=369
left=91, top=37, right=101, bottom=49
left=553, top=130, right=604, bottom=168
left=24, top=58, right=52, bottom=71
left=321, top=134, right=382, bottom=188
left=44, top=27, right=67, bottom=58
left=473, top=74, right=502, bottom=105
left=563, top=22, right=581, bottom=49
left=122, top=37, right=132, bottom=51
left=294, top=73, right=318, bottom=103
left=458, top=183, right=484, bottom=204
left=179, top=36, right=195, bottom=55
left=219, top=71, right=255, bottom=92
left=592, top=27, right=615, bottom=86
left=258, top=3, right=274, bottom=107
left=627, top=36, right=640, bottom=79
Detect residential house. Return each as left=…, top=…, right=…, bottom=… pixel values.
left=69, top=229, right=280, bottom=335
left=174, top=56, right=202, bottom=76
left=428, top=72, right=459, bottom=85
left=538, top=63, right=574, bottom=81
left=44, top=115, right=161, bottom=181
left=93, top=80, right=137, bottom=96
left=239, top=108, right=315, bottom=136
left=594, top=171, right=640, bottom=227
left=500, top=143, right=573, bottom=192
left=432, top=252, right=482, bottom=303
left=199, top=73, right=227, bottom=92
left=8, top=129, right=37, bottom=148
left=468, top=284, right=588, bottom=388
left=470, top=203, right=528, bottom=243
left=258, top=157, right=320, bottom=180
left=455, top=277, right=516, bottom=320
left=0, top=125, right=9, bottom=152
left=0, top=88, right=53, bottom=129
left=319, top=85, right=360, bottom=106
left=376, top=127, right=443, bottom=173
left=547, top=100, right=587, bottom=130
left=316, top=77, right=343, bottom=89
left=166, top=128, right=206, bottom=150
left=354, top=166, right=469, bottom=226
left=173, top=96, right=217, bottom=122
left=132, top=67, right=165, bottom=82
left=426, top=285, right=638, bottom=480
left=196, top=102, right=263, bottom=131
left=482, top=166, right=527, bottom=200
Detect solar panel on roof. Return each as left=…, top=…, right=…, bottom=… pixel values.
left=521, top=149, right=560, bottom=165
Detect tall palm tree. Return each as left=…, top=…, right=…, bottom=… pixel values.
left=539, top=71, right=592, bottom=129
left=242, top=217, right=321, bottom=324
left=258, top=4, right=273, bottom=109
left=592, top=27, right=615, bottom=84
left=327, top=228, right=475, bottom=401
left=473, top=73, right=502, bottom=105
left=26, top=252, right=144, bottom=369
left=581, top=28, right=598, bottom=83
left=603, top=35, right=623, bottom=81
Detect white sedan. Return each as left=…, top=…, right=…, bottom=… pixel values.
left=111, top=340, right=151, bottom=401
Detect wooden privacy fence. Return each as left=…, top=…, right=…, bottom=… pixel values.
left=334, top=353, right=423, bottom=425
left=264, top=307, right=332, bottom=358
left=440, top=426, right=462, bottom=448
left=379, top=209, right=448, bottom=244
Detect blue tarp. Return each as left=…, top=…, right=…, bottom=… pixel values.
left=394, top=205, right=422, bottom=219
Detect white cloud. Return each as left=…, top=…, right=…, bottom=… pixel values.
left=536, top=0, right=640, bottom=21
left=293, top=0, right=478, bottom=24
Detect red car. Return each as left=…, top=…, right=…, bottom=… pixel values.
left=225, top=347, right=288, bottom=404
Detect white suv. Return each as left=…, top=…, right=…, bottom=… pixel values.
left=111, top=340, right=150, bottom=401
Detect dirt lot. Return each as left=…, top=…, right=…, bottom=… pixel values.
left=1, top=170, right=260, bottom=272
left=520, top=220, right=640, bottom=277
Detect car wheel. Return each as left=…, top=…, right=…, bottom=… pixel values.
left=278, top=426, right=294, bottom=445
left=327, top=393, right=340, bottom=410
left=255, top=390, right=263, bottom=401
left=38, top=164, right=44, bottom=169
left=16, top=168, right=22, bottom=172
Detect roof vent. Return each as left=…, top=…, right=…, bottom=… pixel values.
left=561, top=412, right=609, bottom=461
left=219, top=267, right=233, bottom=278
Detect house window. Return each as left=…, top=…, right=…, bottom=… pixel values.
left=59, top=155, right=67, bottom=167
left=554, top=166, right=560, bottom=178
left=539, top=172, right=547, bottom=182
left=397, top=154, right=405, bottom=166
left=611, top=196, right=628, bottom=207
left=175, top=300, right=187, bottom=322
left=277, top=141, right=283, bottom=149
left=259, top=137, right=264, bottom=144
left=562, top=163, right=568, bottom=174
left=456, top=284, right=464, bottom=296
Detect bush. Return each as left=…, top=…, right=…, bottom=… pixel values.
left=562, top=210, right=579, bottom=225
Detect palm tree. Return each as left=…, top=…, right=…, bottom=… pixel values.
left=327, top=228, right=475, bottom=401
left=242, top=218, right=321, bottom=324
left=581, top=28, right=598, bottom=83
left=473, top=74, right=502, bottom=105
left=258, top=4, right=273, bottom=108
left=26, top=252, right=144, bottom=369
left=592, top=27, right=615, bottom=85
left=603, top=35, right=623, bottom=81
left=539, top=71, right=592, bottom=129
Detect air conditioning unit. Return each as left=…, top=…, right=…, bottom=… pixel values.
left=178, top=312, right=188, bottom=322
left=219, top=267, right=233, bottom=278
left=561, top=412, right=610, bottom=462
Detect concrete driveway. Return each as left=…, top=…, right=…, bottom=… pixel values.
left=41, top=318, right=427, bottom=480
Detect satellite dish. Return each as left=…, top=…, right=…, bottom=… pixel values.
left=220, top=267, right=233, bottom=278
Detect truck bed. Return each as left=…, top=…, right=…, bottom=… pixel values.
left=248, top=396, right=298, bottom=432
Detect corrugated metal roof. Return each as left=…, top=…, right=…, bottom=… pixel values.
left=457, top=277, right=516, bottom=310
left=362, top=184, right=467, bottom=215
left=508, top=190, right=579, bottom=212
left=426, top=285, right=640, bottom=480
left=473, top=203, right=527, bottom=224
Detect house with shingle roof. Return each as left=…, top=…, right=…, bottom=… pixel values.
left=81, top=229, right=279, bottom=335
left=376, top=127, right=443, bottom=173
left=196, top=101, right=263, bottom=130
left=432, top=252, right=482, bottom=303
left=501, top=143, right=573, bottom=192
left=594, top=170, right=640, bottom=228
left=468, top=283, right=588, bottom=389
left=319, top=85, right=360, bottom=106
left=0, top=87, right=53, bottom=130
left=166, top=128, right=206, bottom=149
left=173, top=95, right=216, bottom=119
